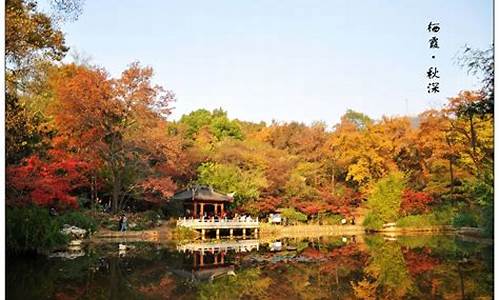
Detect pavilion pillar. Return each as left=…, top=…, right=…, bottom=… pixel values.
left=200, top=203, right=205, bottom=217
left=201, top=229, right=206, bottom=240
left=193, top=202, right=198, bottom=218
left=229, top=229, right=234, bottom=239
left=221, top=204, right=225, bottom=215
left=214, top=204, right=218, bottom=216
left=216, top=229, right=220, bottom=239
left=254, top=228, right=258, bottom=238
left=242, top=228, right=246, bottom=239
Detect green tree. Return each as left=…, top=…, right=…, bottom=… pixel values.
left=366, top=172, right=406, bottom=224
left=197, top=162, right=267, bottom=207
left=5, top=93, right=54, bottom=164
left=179, top=108, right=243, bottom=141
left=343, top=109, right=373, bottom=131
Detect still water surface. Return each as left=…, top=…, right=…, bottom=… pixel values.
left=7, top=234, right=493, bottom=299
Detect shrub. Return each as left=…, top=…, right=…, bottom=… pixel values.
left=452, top=212, right=478, bottom=228
left=400, top=190, right=433, bottom=216
left=321, top=214, right=344, bottom=225
left=363, top=212, right=384, bottom=230
left=57, top=211, right=98, bottom=234
left=127, top=210, right=165, bottom=230
left=7, top=206, right=68, bottom=254
left=396, top=207, right=457, bottom=227
left=396, top=214, right=437, bottom=227
left=432, top=205, right=457, bottom=224
left=144, top=209, right=163, bottom=223
left=173, top=226, right=198, bottom=240
left=280, top=207, right=307, bottom=224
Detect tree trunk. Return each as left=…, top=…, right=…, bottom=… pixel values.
left=469, top=114, right=477, bottom=157
left=112, top=174, right=121, bottom=214
left=449, top=159, right=454, bottom=195
left=90, top=174, right=96, bottom=212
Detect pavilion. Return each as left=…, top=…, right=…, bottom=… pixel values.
left=171, top=185, right=233, bottom=218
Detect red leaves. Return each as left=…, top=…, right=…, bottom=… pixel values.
left=301, top=247, right=325, bottom=259
left=299, top=203, right=322, bottom=215
left=244, top=196, right=282, bottom=214
left=403, top=247, right=440, bottom=277
left=7, top=150, right=90, bottom=208
left=140, top=177, right=177, bottom=204
left=400, top=189, right=433, bottom=215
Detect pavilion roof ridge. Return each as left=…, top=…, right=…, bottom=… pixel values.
left=172, top=185, right=234, bottom=203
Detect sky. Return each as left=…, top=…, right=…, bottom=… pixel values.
left=50, top=0, right=492, bottom=125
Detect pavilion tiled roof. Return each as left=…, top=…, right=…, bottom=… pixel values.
left=172, top=185, right=234, bottom=203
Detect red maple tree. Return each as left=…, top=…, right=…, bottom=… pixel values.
left=7, top=150, right=90, bottom=208
left=400, top=189, right=433, bottom=215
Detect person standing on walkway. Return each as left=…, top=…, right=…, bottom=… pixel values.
left=118, top=215, right=123, bottom=231
left=120, top=214, right=128, bottom=232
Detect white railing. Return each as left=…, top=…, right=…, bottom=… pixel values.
left=177, top=217, right=259, bottom=229
left=177, top=239, right=260, bottom=253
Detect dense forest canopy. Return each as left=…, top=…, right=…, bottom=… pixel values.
left=5, top=0, right=493, bottom=235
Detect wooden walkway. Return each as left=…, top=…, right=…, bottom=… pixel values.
left=177, top=217, right=260, bottom=239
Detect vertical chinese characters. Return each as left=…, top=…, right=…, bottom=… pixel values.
left=427, top=22, right=440, bottom=93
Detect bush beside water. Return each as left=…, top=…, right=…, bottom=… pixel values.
left=7, top=206, right=68, bottom=255
left=173, top=226, right=198, bottom=240
left=452, top=212, right=478, bottom=228
left=280, top=208, right=307, bottom=225
left=57, top=211, right=98, bottom=234
left=321, top=214, right=344, bottom=225
left=363, top=212, right=384, bottom=230
left=396, top=206, right=456, bottom=227
left=7, top=207, right=101, bottom=254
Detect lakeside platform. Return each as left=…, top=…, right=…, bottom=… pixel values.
left=177, top=217, right=260, bottom=239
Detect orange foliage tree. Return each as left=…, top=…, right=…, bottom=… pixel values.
left=49, top=62, right=181, bottom=213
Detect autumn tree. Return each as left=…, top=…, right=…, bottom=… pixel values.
left=7, top=150, right=90, bottom=208
left=5, top=0, right=82, bottom=165
left=49, top=62, right=178, bottom=213
left=400, top=190, right=433, bottom=216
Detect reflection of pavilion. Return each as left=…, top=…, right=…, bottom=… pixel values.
left=173, top=240, right=260, bottom=282
left=173, top=250, right=236, bottom=282
left=177, top=239, right=260, bottom=253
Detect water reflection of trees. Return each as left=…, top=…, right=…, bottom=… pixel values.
left=6, top=237, right=493, bottom=300
left=355, top=235, right=493, bottom=300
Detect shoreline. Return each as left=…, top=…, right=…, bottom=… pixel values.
left=88, top=223, right=491, bottom=244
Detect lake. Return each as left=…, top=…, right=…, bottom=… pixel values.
left=6, top=234, right=493, bottom=299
